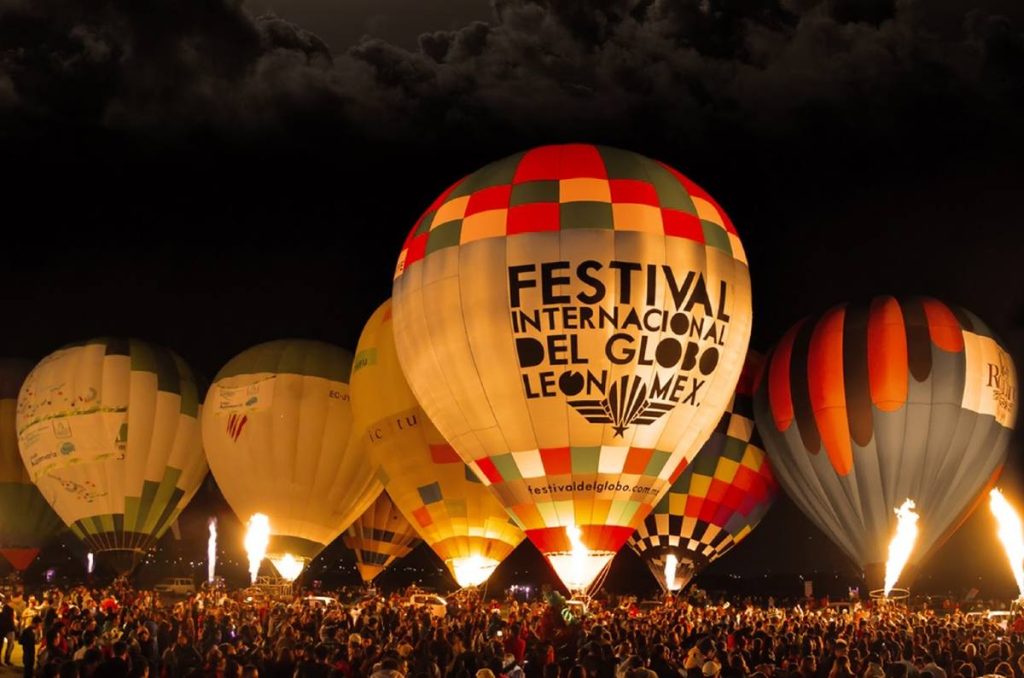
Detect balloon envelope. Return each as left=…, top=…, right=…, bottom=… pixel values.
left=351, top=301, right=524, bottom=588
left=203, top=340, right=380, bottom=572
left=0, top=359, right=63, bottom=571
left=342, top=491, right=421, bottom=583
left=391, top=144, right=752, bottom=590
left=629, top=353, right=777, bottom=592
left=16, top=339, right=208, bottom=574
left=753, top=296, right=1018, bottom=589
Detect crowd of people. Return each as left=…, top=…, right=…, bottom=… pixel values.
left=0, top=580, right=1021, bottom=678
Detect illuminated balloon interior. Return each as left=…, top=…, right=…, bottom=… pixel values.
left=270, top=554, right=306, bottom=582
left=450, top=555, right=500, bottom=589
left=546, top=524, right=613, bottom=593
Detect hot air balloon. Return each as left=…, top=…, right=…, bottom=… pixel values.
left=391, top=144, right=752, bottom=591
left=753, top=296, right=1018, bottom=591
left=350, top=301, right=525, bottom=588
left=342, top=491, right=421, bottom=583
left=202, top=340, right=380, bottom=580
left=629, top=354, right=778, bottom=592
left=16, top=339, right=208, bottom=575
left=0, top=359, right=63, bottom=572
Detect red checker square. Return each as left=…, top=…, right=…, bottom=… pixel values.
left=412, top=506, right=433, bottom=528
left=623, top=447, right=653, bottom=475
left=558, top=144, right=607, bottom=179
left=706, top=478, right=729, bottom=503
left=684, top=496, right=704, bottom=519
left=699, top=499, right=720, bottom=524
left=539, top=447, right=572, bottom=476
left=669, top=458, right=689, bottom=483
left=610, top=179, right=659, bottom=206
left=514, top=146, right=565, bottom=183
left=723, top=485, right=746, bottom=511
left=732, top=466, right=755, bottom=491
left=403, top=234, right=429, bottom=267
left=474, top=457, right=503, bottom=484
left=429, top=444, right=462, bottom=464
left=749, top=479, right=769, bottom=503
left=465, top=185, right=512, bottom=216
left=662, top=209, right=704, bottom=242
left=738, top=495, right=756, bottom=515
left=507, top=203, right=560, bottom=234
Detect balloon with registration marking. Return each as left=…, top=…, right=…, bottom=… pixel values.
left=16, top=339, right=208, bottom=575
left=202, top=340, right=381, bottom=580
left=753, top=296, right=1018, bottom=590
left=629, top=352, right=777, bottom=592
left=391, top=144, right=753, bottom=591
left=0, top=359, right=63, bottom=572
left=350, top=301, right=524, bottom=588
left=342, top=491, right=421, bottom=583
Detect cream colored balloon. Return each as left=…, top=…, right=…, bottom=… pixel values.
left=391, top=145, right=753, bottom=590
left=16, top=338, right=208, bottom=574
left=202, top=340, right=380, bottom=575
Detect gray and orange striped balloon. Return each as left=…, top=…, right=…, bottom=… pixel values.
left=753, top=296, right=1017, bottom=585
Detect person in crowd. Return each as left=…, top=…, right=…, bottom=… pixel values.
left=21, top=616, right=41, bottom=678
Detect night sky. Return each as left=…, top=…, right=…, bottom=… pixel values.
left=1, top=0, right=1023, bottom=595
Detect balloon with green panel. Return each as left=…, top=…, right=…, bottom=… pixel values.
left=0, top=359, right=63, bottom=571
left=202, top=340, right=381, bottom=580
left=16, top=339, right=209, bottom=575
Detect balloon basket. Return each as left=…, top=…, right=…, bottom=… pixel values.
left=869, top=588, right=909, bottom=606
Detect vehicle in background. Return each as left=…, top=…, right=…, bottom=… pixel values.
left=154, top=578, right=196, bottom=596
left=405, top=593, right=447, bottom=618
left=965, top=610, right=1013, bottom=630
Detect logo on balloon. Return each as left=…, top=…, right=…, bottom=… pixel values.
left=509, top=259, right=731, bottom=436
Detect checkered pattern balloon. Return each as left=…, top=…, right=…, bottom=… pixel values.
left=343, top=491, right=421, bottom=583
left=629, top=353, right=777, bottom=591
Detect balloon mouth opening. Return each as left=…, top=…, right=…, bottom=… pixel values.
left=450, top=556, right=499, bottom=588
left=869, top=588, right=909, bottom=603
left=269, top=554, right=307, bottom=582
left=547, top=550, right=615, bottom=592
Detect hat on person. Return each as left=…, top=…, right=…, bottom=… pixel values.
left=477, top=670, right=496, bottom=678
left=702, top=661, right=721, bottom=677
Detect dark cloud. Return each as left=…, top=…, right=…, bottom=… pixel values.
left=1, top=0, right=1022, bottom=152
